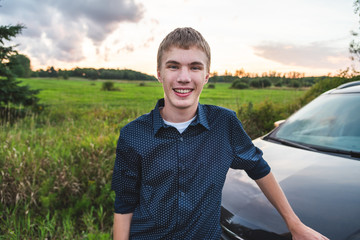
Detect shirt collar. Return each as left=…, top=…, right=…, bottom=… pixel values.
left=153, top=98, right=210, bottom=135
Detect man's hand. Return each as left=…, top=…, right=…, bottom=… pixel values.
left=255, top=172, right=329, bottom=240
left=289, top=221, right=329, bottom=240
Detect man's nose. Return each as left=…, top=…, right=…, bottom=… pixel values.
left=177, top=67, right=191, bottom=82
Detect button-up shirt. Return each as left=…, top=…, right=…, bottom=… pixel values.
left=111, top=99, right=270, bottom=240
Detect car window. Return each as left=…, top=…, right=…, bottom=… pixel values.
left=273, top=93, right=360, bottom=153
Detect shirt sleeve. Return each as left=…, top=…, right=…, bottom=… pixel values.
left=229, top=111, right=271, bottom=180
left=111, top=131, right=142, bottom=214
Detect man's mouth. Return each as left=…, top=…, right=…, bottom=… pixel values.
left=174, top=89, right=192, bottom=94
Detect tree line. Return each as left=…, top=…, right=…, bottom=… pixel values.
left=32, top=66, right=157, bottom=81
left=209, top=74, right=332, bottom=89
left=8, top=54, right=157, bottom=81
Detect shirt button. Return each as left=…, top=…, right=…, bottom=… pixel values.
left=179, top=137, right=184, bottom=142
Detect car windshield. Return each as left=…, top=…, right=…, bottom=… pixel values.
left=271, top=93, right=360, bottom=154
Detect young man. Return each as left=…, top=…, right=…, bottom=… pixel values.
left=112, top=27, right=328, bottom=240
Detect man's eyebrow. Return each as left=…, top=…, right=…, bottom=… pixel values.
left=189, top=61, right=204, bottom=66
left=165, top=60, right=180, bottom=65
left=165, top=60, right=205, bottom=66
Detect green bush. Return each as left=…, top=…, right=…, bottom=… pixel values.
left=299, top=75, right=360, bottom=106
left=101, top=81, right=117, bottom=91
left=231, top=79, right=249, bottom=89
left=232, top=81, right=248, bottom=89
left=250, top=78, right=271, bottom=88
left=289, top=79, right=301, bottom=88
left=274, top=80, right=283, bottom=87
left=207, top=83, right=216, bottom=89
left=238, top=100, right=292, bottom=138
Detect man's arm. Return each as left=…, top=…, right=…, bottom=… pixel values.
left=255, top=172, right=329, bottom=240
left=113, top=213, right=133, bottom=240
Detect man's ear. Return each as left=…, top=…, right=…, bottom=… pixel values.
left=157, top=69, right=163, bottom=83
left=204, top=72, right=210, bottom=84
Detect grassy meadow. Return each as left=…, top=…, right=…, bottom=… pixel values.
left=18, top=77, right=305, bottom=110
left=0, top=77, right=306, bottom=239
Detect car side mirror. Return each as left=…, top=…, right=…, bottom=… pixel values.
left=274, top=120, right=285, bottom=128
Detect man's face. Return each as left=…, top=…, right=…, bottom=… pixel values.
left=157, top=46, right=209, bottom=115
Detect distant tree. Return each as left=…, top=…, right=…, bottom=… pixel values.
left=101, top=81, right=121, bottom=91
left=8, top=53, right=31, bottom=78
left=289, top=79, right=301, bottom=88
left=47, top=66, right=58, bottom=78
left=210, top=71, right=218, bottom=77
left=0, top=24, right=23, bottom=79
left=274, top=79, right=283, bottom=87
left=58, top=69, right=69, bottom=79
left=207, top=83, right=216, bottom=89
left=234, top=68, right=245, bottom=77
left=231, top=80, right=249, bottom=89
left=0, top=24, right=40, bottom=113
left=250, top=78, right=271, bottom=88
left=224, top=70, right=232, bottom=76
left=350, top=0, right=360, bottom=63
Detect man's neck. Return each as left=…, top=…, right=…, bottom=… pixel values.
left=160, top=103, right=198, bottom=123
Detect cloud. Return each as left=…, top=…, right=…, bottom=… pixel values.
left=253, top=41, right=349, bottom=69
left=0, top=0, right=144, bottom=64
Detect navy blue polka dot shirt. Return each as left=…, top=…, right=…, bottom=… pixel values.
left=111, top=99, right=270, bottom=239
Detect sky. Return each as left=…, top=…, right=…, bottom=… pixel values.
left=0, top=0, right=358, bottom=77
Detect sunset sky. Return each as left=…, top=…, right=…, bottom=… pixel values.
left=1, top=0, right=358, bottom=77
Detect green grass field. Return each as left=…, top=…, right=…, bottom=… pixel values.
left=20, top=77, right=305, bottom=112
left=1, top=77, right=306, bottom=239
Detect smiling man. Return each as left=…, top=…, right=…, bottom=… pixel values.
left=111, top=27, right=328, bottom=240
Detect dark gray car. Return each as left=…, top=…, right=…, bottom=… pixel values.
left=221, top=81, right=360, bottom=240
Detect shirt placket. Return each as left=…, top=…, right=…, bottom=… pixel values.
left=176, top=134, right=187, bottom=226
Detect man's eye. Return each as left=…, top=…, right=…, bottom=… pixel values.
left=191, top=66, right=201, bottom=70
left=168, top=65, right=178, bottom=69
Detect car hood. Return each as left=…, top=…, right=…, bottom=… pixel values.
left=221, top=138, right=360, bottom=240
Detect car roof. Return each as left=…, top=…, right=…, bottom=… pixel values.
left=325, top=80, right=360, bottom=94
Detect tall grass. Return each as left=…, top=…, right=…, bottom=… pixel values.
left=0, top=106, right=141, bottom=238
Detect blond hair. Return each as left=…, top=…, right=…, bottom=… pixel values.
left=157, top=27, right=211, bottom=72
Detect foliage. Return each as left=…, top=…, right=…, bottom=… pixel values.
left=238, top=100, right=297, bottom=138
left=350, top=0, right=360, bottom=62
left=0, top=77, right=40, bottom=106
left=33, top=67, right=157, bottom=81
left=0, top=106, right=139, bottom=238
left=0, top=24, right=23, bottom=78
left=0, top=24, right=40, bottom=120
left=298, top=75, right=360, bottom=106
left=207, top=83, right=215, bottom=89
left=209, top=75, right=240, bottom=83
left=211, top=74, right=329, bottom=89
left=249, top=78, right=271, bottom=88
left=231, top=80, right=249, bottom=89
left=101, top=81, right=120, bottom=91
left=8, top=54, right=32, bottom=78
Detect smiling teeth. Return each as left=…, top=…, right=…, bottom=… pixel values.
left=175, top=89, right=191, bottom=93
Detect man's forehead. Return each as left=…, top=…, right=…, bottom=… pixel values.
left=163, top=46, right=207, bottom=61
